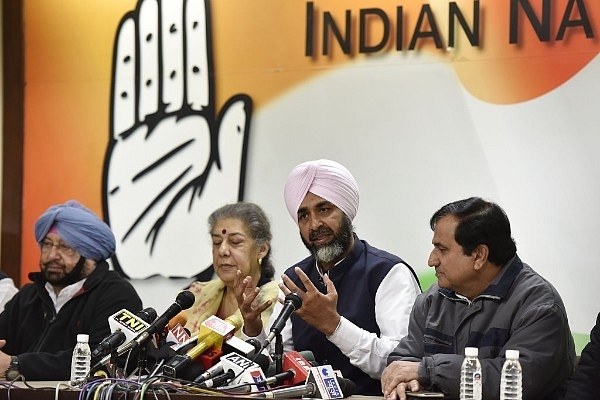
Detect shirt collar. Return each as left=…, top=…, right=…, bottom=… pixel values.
left=45, top=278, right=87, bottom=313
left=439, top=255, right=522, bottom=301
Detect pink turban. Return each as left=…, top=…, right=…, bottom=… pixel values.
left=284, top=159, right=359, bottom=224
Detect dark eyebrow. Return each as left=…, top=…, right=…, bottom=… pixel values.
left=316, top=200, right=333, bottom=208
left=298, top=200, right=334, bottom=213
left=433, top=241, right=446, bottom=249
left=42, top=237, right=67, bottom=245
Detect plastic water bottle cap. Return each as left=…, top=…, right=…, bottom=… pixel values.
left=505, top=349, right=520, bottom=359
left=77, top=334, right=89, bottom=343
left=465, top=347, right=478, bottom=356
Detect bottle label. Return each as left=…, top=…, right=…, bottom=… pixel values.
left=473, top=371, right=482, bottom=399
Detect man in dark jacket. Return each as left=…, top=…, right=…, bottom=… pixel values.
left=0, top=200, right=143, bottom=381
left=563, top=312, right=600, bottom=400
left=381, top=197, right=575, bottom=400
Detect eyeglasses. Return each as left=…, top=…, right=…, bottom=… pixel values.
left=39, top=240, right=77, bottom=257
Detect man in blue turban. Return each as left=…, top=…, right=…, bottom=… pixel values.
left=0, top=200, right=143, bottom=381
left=34, top=200, right=117, bottom=290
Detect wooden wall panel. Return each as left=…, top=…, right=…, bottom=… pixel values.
left=2, top=0, right=24, bottom=286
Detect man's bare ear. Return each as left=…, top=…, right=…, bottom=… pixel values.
left=473, top=244, right=489, bottom=270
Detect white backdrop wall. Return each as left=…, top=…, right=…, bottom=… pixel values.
left=133, top=53, right=600, bottom=347
left=14, top=0, right=599, bottom=353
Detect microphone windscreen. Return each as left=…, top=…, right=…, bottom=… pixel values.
left=176, top=290, right=196, bottom=310
left=299, top=350, right=315, bottom=362
left=338, top=377, right=356, bottom=398
left=254, top=353, right=271, bottom=373
left=245, top=338, right=262, bottom=353
left=151, top=342, right=177, bottom=362
left=178, top=360, right=207, bottom=382
left=138, top=307, right=158, bottom=323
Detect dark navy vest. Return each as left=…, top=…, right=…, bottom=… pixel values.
left=286, top=236, right=417, bottom=395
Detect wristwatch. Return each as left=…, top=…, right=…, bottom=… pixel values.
left=5, top=356, right=20, bottom=380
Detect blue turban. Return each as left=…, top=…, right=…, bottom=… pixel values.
left=34, top=200, right=116, bottom=261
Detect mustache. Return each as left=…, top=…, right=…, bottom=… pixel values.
left=309, top=226, right=333, bottom=241
left=43, top=261, right=64, bottom=270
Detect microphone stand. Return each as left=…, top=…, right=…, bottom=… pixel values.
left=274, top=332, right=283, bottom=375
left=107, top=350, right=119, bottom=378
left=129, top=342, right=151, bottom=380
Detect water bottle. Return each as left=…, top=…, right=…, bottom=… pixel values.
left=70, top=333, right=91, bottom=386
left=500, top=349, right=522, bottom=400
left=460, top=347, right=482, bottom=400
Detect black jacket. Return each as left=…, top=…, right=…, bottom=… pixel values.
left=0, top=261, right=143, bottom=380
left=563, top=312, right=600, bottom=400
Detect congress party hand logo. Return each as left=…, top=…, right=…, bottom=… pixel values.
left=103, top=0, right=252, bottom=279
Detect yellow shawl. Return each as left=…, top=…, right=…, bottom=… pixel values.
left=184, top=278, right=279, bottom=338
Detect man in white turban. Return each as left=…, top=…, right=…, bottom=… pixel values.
left=0, top=200, right=142, bottom=381
left=237, top=159, right=422, bottom=396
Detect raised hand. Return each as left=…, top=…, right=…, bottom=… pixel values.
left=233, top=271, right=271, bottom=337
left=280, top=267, right=341, bottom=336
left=103, top=0, right=252, bottom=278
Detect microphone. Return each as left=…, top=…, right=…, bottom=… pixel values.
left=92, top=331, right=126, bottom=359
left=168, top=311, right=188, bottom=329
left=266, top=350, right=315, bottom=378
left=202, top=352, right=270, bottom=390
left=244, top=338, right=263, bottom=354
left=198, top=369, right=236, bottom=388
left=117, top=290, right=195, bottom=356
left=249, top=377, right=355, bottom=399
left=263, top=292, right=302, bottom=347
left=263, top=369, right=296, bottom=387
left=340, top=378, right=356, bottom=398
left=194, top=336, right=263, bottom=383
left=306, top=364, right=354, bottom=399
left=223, top=336, right=261, bottom=358
left=221, top=368, right=295, bottom=393
left=162, top=314, right=242, bottom=378
left=164, top=312, right=190, bottom=349
left=249, top=382, right=318, bottom=398
left=91, top=307, right=157, bottom=363
left=137, top=307, right=158, bottom=324
left=280, top=350, right=312, bottom=385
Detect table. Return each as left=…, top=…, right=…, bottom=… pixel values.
left=0, top=381, right=384, bottom=399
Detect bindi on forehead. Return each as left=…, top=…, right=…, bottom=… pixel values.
left=222, top=229, right=226, bottom=234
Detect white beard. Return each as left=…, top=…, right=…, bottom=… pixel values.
left=315, top=242, right=344, bottom=264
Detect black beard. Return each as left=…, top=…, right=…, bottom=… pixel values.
left=302, top=215, right=354, bottom=264
left=44, top=256, right=87, bottom=287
